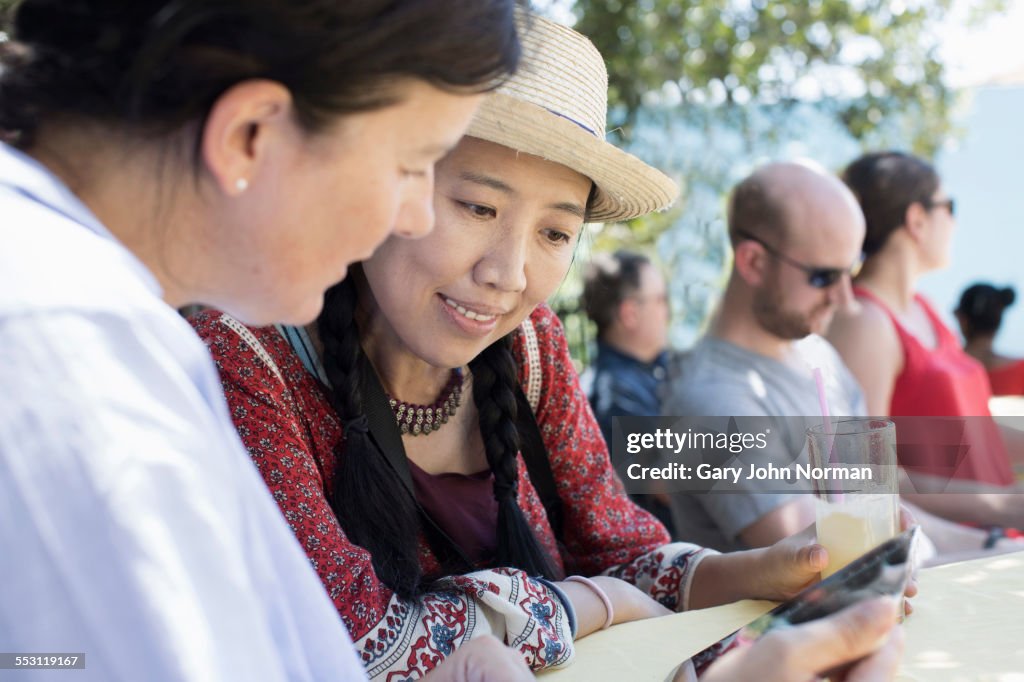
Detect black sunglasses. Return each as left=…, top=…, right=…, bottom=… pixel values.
left=923, top=197, right=955, bottom=216
left=735, top=230, right=861, bottom=289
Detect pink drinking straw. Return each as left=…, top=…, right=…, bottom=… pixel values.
left=813, top=367, right=831, bottom=427
left=813, top=367, right=843, bottom=500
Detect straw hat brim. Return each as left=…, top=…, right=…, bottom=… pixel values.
left=466, top=92, right=679, bottom=223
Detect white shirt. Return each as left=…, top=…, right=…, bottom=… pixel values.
left=0, top=143, right=367, bottom=681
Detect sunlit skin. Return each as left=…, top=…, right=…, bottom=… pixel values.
left=360, top=136, right=592, bottom=407
left=714, top=162, right=866, bottom=361
left=196, top=81, right=484, bottom=324
left=920, top=189, right=956, bottom=271
left=32, top=79, right=483, bottom=326
left=753, top=243, right=860, bottom=341
left=751, top=200, right=863, bottom=340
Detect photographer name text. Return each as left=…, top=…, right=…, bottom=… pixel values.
left=625, top=461, right=872, bottom=483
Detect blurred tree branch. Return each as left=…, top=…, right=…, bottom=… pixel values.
left=0, top=0, right=16, bottom=34
left=574, top=0, right=1007, bottom=158
left=547, top=0, right=1011, bottom=360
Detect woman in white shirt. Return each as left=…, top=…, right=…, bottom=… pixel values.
left=0, top=1, right=526, bottom=680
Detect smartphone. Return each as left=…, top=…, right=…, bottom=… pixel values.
left=690, top=526, right=919, bottom=674
left=739, top=525, right=918, bottom=639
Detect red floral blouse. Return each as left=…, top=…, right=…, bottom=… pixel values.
left=191, top=304, right=712, bottom=679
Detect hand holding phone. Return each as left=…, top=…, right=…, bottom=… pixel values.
left=690, top=527, right=919, bottom=680
left=741, top=526, right=919, bottom=639
left=694, top=598, right=904, bottom=682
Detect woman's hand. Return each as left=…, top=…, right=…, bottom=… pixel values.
left=687, top=535, right=826, bottom=610
left=691, top=530, right=917, bottom=612
left=421, top=635, right=533, bottom=682
left=699, top=598, right=904, bottom=682
left=747, top=531, right=830, bottom=601
left=558, top=576, right=672, bottom=637
left=749, top=527, right=918, bottom=612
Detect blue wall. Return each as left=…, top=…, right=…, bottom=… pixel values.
left=921, top=84, right=1024, bottom=355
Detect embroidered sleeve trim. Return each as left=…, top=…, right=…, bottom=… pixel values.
left=519, top=317, right=542, bottom=413
left=218, top=313, right=286, bottom=386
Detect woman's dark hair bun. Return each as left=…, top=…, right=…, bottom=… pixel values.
left=958, top=282, right=1016, bottom=337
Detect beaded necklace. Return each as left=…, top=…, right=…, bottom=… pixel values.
left=386, top=368, right=464, bottom=436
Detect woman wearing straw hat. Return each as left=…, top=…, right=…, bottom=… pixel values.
left=193, top=14, right=902, bottom=679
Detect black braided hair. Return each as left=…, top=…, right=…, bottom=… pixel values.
left=469, top=335, right=559, bottom=579
left=316, top=276, right=424, bottom=599
left=315, top=277, right=559, bottom=595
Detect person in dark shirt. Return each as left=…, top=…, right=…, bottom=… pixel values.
left=582, top=250, right=674, bottom=534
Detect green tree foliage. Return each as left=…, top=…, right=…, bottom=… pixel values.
left=544, top=0, right=1010, bottom=361
left=0, top=0, right=16, bottom=33
left=574, top=0, right=1003, bottom=156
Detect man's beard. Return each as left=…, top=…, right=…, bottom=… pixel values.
left=753, top=286, right=831, bottom=340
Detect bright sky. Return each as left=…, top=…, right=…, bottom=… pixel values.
left=535, top=0, right=1024, bottom=88
left=938, top=0, right=1024, bottom=87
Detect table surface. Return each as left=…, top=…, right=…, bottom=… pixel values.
left=539, top=553, right=1024, bottom=681
left=989, top=396, right=1024, bottom=417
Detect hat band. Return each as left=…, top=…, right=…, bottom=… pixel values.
left=545, top=108, right=598, bottom=137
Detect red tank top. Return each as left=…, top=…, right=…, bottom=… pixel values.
left=854, top=287, right=1014, bottom=485
left=987, top=359, right=1024, bottom=396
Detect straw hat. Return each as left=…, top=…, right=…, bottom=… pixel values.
left=466, top=14, right=678, bottom=223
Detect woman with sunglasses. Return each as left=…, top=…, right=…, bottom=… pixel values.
left=829, top=152, right=1024, bottom=528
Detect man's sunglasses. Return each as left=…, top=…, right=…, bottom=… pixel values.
left=735, top=230, right=862, bottom=289
left=923, top=197, right=955, bottom=216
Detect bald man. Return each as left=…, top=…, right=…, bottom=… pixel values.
left=664, top=162, right=1022, bottom=559
left=662, top=162, right=869, bottom=550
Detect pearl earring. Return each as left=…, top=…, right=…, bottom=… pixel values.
left=235, top=178, right=249, bottom=193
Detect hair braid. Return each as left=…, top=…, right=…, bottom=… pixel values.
left=470, top=334, right=558, bottom=579
left=317, top=277, right=423, bottom=599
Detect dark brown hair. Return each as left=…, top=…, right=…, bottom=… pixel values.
left=957, top=283, right=1016, bottom=338
left=0, top=0, right=522, bottom=150
left=841, top=151, right=940, bottom=257
left=581, top=250, right=651, bottom=339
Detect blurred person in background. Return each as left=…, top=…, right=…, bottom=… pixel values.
left=665, top=161, right=1022, bottom=561
left=582, top=250, right=675, bottom=534
left=665, top=161, right=870, bottom=551
left=957, top=283, right=1024, bottom=396
left=830, top=152, right=1024, bottom=530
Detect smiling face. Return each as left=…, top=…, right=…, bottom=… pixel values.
left=360, top=136, right=592, bottom=368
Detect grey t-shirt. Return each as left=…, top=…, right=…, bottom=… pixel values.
left=662, top=335, right=866, bottom=551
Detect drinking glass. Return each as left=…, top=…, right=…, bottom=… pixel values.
left=806, top=418, right=900, bottom=578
